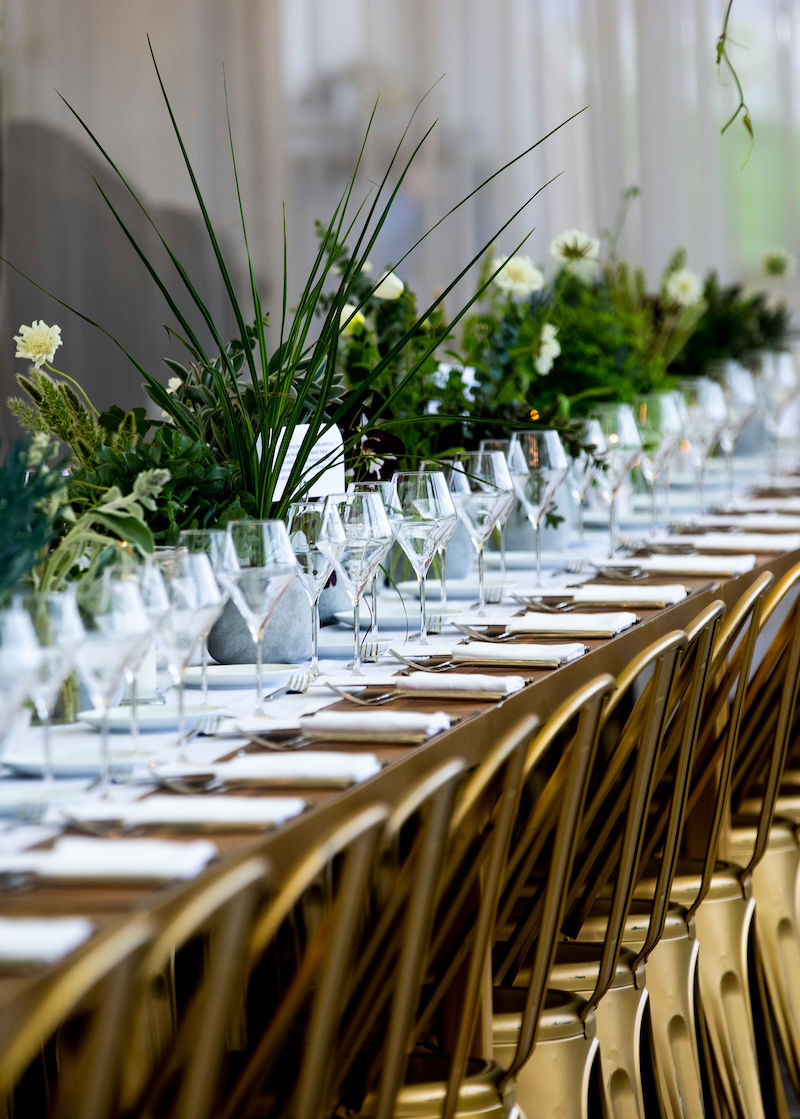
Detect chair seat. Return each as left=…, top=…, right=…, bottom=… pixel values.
left=633, top=858, right=745, bottom=908
left=356, top=1055, right=511, bottom=1117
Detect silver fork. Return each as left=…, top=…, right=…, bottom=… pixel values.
left=325, top=682, right=399, bottom=706
left=485, top=584, right=504, bottom=605
left=427, top=614, right=444, bottom=635
left=389, top=648, right=458, bottom=673
left=452, top=623, right=518, bottom=644
left=511, top=594, right=582, bottom=613
left=360, top=640, right=381, bottom=664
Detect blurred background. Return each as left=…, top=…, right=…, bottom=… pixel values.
left=1, top=0, right=797, bottom=434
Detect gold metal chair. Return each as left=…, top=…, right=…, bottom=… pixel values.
left=494, top=631, right=691, bottom=1119
left=120, top=854, right=270, bottom=1119
left=634, top=570, right=783, bottom=1119
left=724, top=561, right=800, bottom=1098
left=0, top=916, right=152, bottom=1119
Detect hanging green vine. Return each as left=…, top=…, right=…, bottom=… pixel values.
left=716, top=0, right=753, bottom=139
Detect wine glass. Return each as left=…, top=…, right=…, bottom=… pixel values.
left=17, top=589, right=85, bottom=785
left=674, top=377, right=728, bottom=514
left=0, top=606, right=42, bottom=757
left=509, top=430, right=569, bottom=579
left=76, top=573, right=152, bottom=794
left=632, top=393, right=683, bottom=530
left=155, top=549, right=227, bottom=746
left=177, top=529, right=241, bottom=702
left=755, top=351, right=799, bottom=477
left=287, top=499, right=346, bottom=677
left=417, top=466, right=460, bottom=612
left=708, top=360, right=758, bottom=504
left=346, top=482, right=397, bottom=640
left=478, top=439, right=519, bottom=584
left=226, top=521, right=299, bottom=711
left=447, top=451, right=514, bottom=615
left=588, top=403, right=643, bottom=556
left=567, top=418, right=606, bottom=548
left=390, top=472, right=450, bottom=643
left=327, top=492, right=394, bottom=675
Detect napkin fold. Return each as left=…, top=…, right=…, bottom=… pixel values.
left=0, top=837, right=217, bottom=882
left=394, top=672, right=526, bottom=697
left=451, top=642, right=585, bottom=667
left=653, top=532, right=800, bottom=554
left=301, top=710, right=451, bottom=743
left=505, top=611, right=639, bottom=637
left=571, top=584, right=688, bottom=605
left=0, top=916, right=94, bottom=965
left=610, top=554, right=756, bottom=576
left=212, top=751, right=382, bottom=786
left=64, top=795, right=307, bottom=830
left=691, top=513, right=800, bottom=532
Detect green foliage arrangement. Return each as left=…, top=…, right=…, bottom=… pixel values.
left=0, top=437, right=65, bottom=603
left=4, top=41, right=583, bottom=520
left=668, top=272, right=797, bottom=375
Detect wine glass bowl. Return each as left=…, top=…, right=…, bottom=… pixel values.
left=509, top=430, right=569, bottom=578
left=391, top=472, right=450, bottom=643
left=588, top=403, right=643, bottom=555
left=447, top=451, right=514, bottom=614
left=287, top=498, right=345, bottom=677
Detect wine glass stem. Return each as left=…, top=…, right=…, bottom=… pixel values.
left=535, top=520, right=542, bottom=581
left=609, top=493, right=618, bottom=558
left=201, top=642, right=210, bottom=705
left=177, top=673, right=187, bottom=748
left=255, top=630, right=265, bottom=713
left=369, top=574, right=379, bottom=638
left=578, top=499, right=585, bottom=548
left=352, top=597, right=363, bottom=675
left=98, top=706, right=111, bottom=798
left=418, top=573, right=428, bottom=644
left=440, top=548, right=448, bottom=613
left=310, top=595, right=321, bottom=677
left=477, top=546, right=486, bottom=616
left=498, top=524, right=506, bottom=585
left=41, top=717, right=54, bottom=786
left=699, top=460, right=708, bottom=514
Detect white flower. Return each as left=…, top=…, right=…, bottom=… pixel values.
left=550, top=229, right=600, bottom=264
left=373, top=270, right=405, bottom=300
left=339, top=303, right=366, bottom=335
left=762, top=248, right=796, bottom=279
left=664, top=267, right=703, bottom=308
left=159, top=410, right=174, bottom=424
left=534, top=322, right=560, bottom=375
left=490, top=254, right=545, bottom=298
left=166, top=376, right=182, bottom=395
left=13, top=320, right=62, bottom=369
left=361, top=260, right=374, bottom=275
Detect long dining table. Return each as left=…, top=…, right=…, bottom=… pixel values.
left=2, top=466, right=800, bottom=1066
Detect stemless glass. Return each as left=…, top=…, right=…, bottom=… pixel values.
left=589, top=403, right=643, bottom=556
left=76, top=573, right=151, bottom=794
left=567, top=418, right=606, bottom=548
left=177, top=528, right=241, bottom=702
left=346, top=482, right=397, bottom=639
left=675, top=376, right=728, bottom=514
left=287, top=498, right=345, bottom=677
left=391, top=472, right=449, bottom=643
left=18, top=590, right=85, bottom=785
left=156, top=549, right=227, bottom=743
left=447, top=451, right=514, bottom=614
left=509, top=430, right=569, bottom=579
left=226, top=521, right=299, bottom=711
left=327, top=492, right=393, bottom=674
left=632, top=393, right=683, bottom=530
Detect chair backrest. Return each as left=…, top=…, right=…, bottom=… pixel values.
left=682, top=569, right=773, bottom=918
left=492, top=674, right=616, bottom=1082
left=561, top=628, right=689, bottom=1010
left=0, top=916, right=152, bottom=1119
left=219, top=805, right=390, bottom=1119
left=730, top=560, right=800, bottom=877
left=125, top=854, right=270, bottom=1119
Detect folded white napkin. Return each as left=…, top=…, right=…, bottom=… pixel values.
left=505, top=611, right=639, bottom=637
left=691, top=513, right=800, bottom=532
left=394, top=672, right=526, bottom=697
left=452, top=642, right=585, bottom=667
left=728, top=497, right=800, bottom=514
left=0, top=916, right=94, bottom=965
left=0, top=837, right=217, bottom=882
left=571, top=583, right=688, bottom=605
left=64, top=795, right=307, bottom=830
left=609, top=554, right=756, bottom=576
left=301, top=710, right=451, bottom=743
left=212, top=751, right=382, bottom=786
left=653, top=532, right=800, bottom=554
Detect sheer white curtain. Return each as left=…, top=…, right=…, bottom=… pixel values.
left=2, top=0, right=797, bottom=434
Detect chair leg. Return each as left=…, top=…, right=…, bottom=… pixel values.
left=513, top=1032, right=602, bottom=1119
left=592, top=982, right=651, bottom=1119
left=693, top=892, right=766, bottom=1119
left=640, top=926, right=705, bottom=1119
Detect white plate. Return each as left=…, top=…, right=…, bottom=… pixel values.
left=333, top=609, right=422, bottom=632
left=184, top=663, right=296, bottom=689
left=78, top=704, right=224, bottom=734
left=3, top=746, right=141, bottom=780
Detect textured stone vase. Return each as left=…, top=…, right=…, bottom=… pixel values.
left=503, top=487, right=575, bottom=552
left=207, top=580, right=312, bottom=664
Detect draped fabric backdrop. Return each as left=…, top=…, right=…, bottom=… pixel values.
left=1, top=0, right=797, bottom=435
